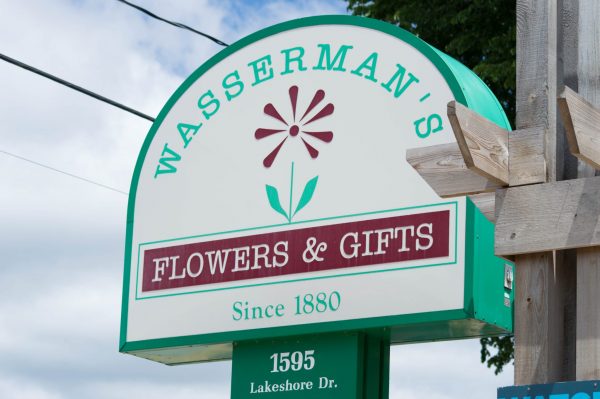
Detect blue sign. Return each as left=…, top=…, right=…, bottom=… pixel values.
left=498, top=381, right=600, bottom=399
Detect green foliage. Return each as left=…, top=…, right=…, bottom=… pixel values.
left=480, top=336, right=514, bottom=374
left=347, top=0, right=516, bottom=374
left=347, top=0, right=516, bottom=128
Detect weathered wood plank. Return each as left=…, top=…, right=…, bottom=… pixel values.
left=514, top=252, right=549, bottom=385
left=517, top=0, right=561, bottom=181
left=560, top=0, right=580, bottom=381
left=561, top=0, right=581, bottom=181
left=447, top=101, right=509, bottom=185
left=576, top=1, right=600, bottom=119
left=514, top=252, right=571, bottom=384
left=574, top=0, right=600, bottom=380
left=467, top=192, right=495, bottom=223
left=513, top=0, right=573, bottom=384
left=508, top=127, right=547, bottom=186
left=495, top=176, right=600, bottom=256
left=495, top=188, right=506, bottom=223
left=405, top=143, right=502, bottom=197
left=576, top=246, right=600, bottom=380
left=558, top=86, right=600, bottom=170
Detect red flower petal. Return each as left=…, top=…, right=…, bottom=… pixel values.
left=264, top=103, right=288, bottom=125
left=301, top=138, right=319, bottom=159
left=263, top=137, right=288, bottom=168
left=300, top=89, right=325, bottom=122
left=289, top=86, right=298, bottom=121
left=301, top=130, right=333, bottom=143
left=304, top=103, right=334, bottom=125
left=255, top=128, right=286, bottom=139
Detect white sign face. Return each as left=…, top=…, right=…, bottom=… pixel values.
left=120, top=16, right=500, bottom=352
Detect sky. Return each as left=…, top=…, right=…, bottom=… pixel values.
left=0, top=0, right=513, bottom=398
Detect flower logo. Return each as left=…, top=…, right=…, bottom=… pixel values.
left=255, top=85, right=334, bottom=168
left=254, top=85, right=335, bottom=223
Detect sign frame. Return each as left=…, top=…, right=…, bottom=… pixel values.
left=119, top=15, right=513, bottom=364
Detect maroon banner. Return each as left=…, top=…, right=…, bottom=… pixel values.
left=142, top=210, right=450, bottom=292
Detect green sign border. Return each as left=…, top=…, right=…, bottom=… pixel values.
left=120, top=15, right=512, bottom=355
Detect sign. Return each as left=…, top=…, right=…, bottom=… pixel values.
left=142, top=209, right=450, bottom=294
left=231, top=334, right=363, bottom=398
left=498, top=381, right=600, bottom=399
left=120, top=15, right=513, bottom=365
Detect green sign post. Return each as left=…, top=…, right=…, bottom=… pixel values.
left=119, top=15, right=514, bottom=398
left=232, top=332, right=389, bottom=399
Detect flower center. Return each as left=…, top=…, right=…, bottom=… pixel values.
left=289, top=125, right=299, bottom=137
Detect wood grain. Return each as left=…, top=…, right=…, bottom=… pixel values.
left=495, top=176, right=600, bottom=256
left=508, top=127, right=547, bottom=186
left=576, top=246, right=600, bottom=379
left=513, top=0, right=573, bottom=385
left=467, top=192, right=495, bottom=223
left=514, top=252, right=571, bottom=384
left=517, top=0, right=561, bottom=181
left=447, top=101, right=509, bottom=185
left=406, top=143, right=502, bottom=197
left=574, top=0, right=600, bottom=380
left=558, top=86, right=600, bottom=169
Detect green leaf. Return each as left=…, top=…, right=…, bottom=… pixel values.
left=265, top=185, right=288, bottom=221
left=294, top=176, right=318, bottom=216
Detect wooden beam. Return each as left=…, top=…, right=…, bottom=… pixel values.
left=557, top=0, right=579, bottom=380
left=516, top=2, right=561, bottom=181
left=495, top=176, right=600, bottom=256
left=467, top=192, right=495, bottom=223
left=492, top=189, right=515, bottom=262
left=508, top=127, right=547, bottom=186
left=558, top=86, right=600, bottom=170
left=576, top=247, right=600, bottom=379
left=573, top=0, right=600, bottom=381
left=447, top=101, right=509, bottom=185
left=406, top=143, right=502, bottom=197
left=405, top=142, right=497, bottom=222
left=514, top=252, right=571, bottom=384
left=513, top=0, right=573, bottom=384
left=410, top=103, right=545, bottom=195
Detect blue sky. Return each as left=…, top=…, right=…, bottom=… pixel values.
left=0, top=1, right=512, bottom=398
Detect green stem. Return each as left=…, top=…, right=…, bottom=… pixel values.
left=288, top=162, right=294, bottom=223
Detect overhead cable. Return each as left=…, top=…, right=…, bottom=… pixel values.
left=0, top=52, right=155, bottom=122
left=0, top=149, right=128, bottom=195
left=116, top=0, right=229, bottom=46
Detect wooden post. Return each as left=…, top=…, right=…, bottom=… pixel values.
left=573, top=0, right=600, bottom=380
left=513, top=0, right=575, bottom=384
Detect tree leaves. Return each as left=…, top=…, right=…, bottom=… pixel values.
left=294, top=176, right=318, bottom=217
left=347, top=0, right=516, bottom=128
left=480, top=336, right=514, bottom=375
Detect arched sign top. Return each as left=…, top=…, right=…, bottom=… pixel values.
left=124, top=13, right=511, bottom=228
left=120, top=15, right=512, bottom=360
left=129, top=16, right=509, bottom=205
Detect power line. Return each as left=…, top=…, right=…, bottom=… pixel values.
left=116, top=0, right=229, bottom=47
left=0, top=149, right=128, bottom=196
left=0, top=52, right=155, bottom=122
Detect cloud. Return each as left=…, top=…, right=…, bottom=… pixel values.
left=0, top=377, right=63, bottom=399
left=389, top=340, right=513, bottom=399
